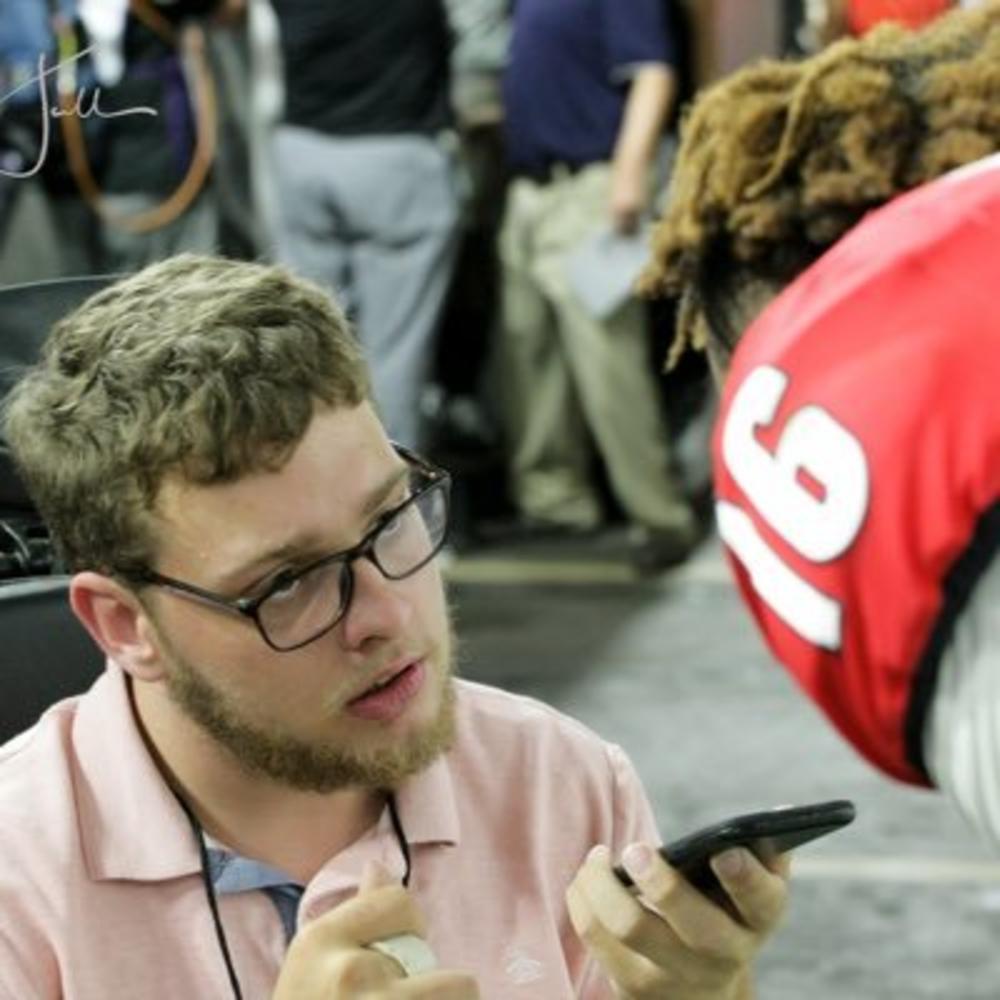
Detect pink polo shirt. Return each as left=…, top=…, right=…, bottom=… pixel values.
left=0, top=665, right=659, bottom=999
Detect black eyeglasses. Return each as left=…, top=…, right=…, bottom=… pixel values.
left=122, top=445, right=451, bottom=652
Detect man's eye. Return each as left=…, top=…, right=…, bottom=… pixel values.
left=379, top=511, right=405, bottom=538
left=374, top=492, right=412, bottom=532
left=265, top=570, right=302, bottom=602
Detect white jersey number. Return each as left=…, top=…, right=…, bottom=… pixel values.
left=717, top=365, right=870, bottom=650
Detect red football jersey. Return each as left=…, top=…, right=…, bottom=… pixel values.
left=846, top=0, right=953, bottom=35
left=713, top=154, right=1000, bottom=786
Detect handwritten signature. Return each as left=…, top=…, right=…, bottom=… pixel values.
left=1, top=45, right=158, bottom=179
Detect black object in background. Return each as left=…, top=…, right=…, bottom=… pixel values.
left=0, top=275, right=113, bottom=515
left=0, top=275, right=114, bottom=579
left=0, top=576, right=104, bottom=742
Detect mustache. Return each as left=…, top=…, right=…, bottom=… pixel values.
left=325, top=609, right=458, bottom=712
left=326, top=643, right=448, bottom=712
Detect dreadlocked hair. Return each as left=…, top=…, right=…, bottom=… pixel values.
left=640, top=3, right=1000, bottom=368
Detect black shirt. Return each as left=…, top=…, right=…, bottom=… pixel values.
left=99, top=0, right=223, bottom=196
left=272, top=0, right=452, bottom=137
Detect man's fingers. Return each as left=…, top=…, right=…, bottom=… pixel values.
left=277, top=888, right=440, bottom=999
left=620, top=843, right=758, bottom=964
left=361, top=970, right=481, bottom=999
left=360, top=860, right=400, bottom=894
left=576, top=847, right=684, bottom=959
left=568, top=877, right=667, bottom=988
left=328, top=949, right=402, bottom=991
left=294, top=883, right=425, bottom=955
left=570, top=842, right=791, bottom=999
left=769, top=852, right=793, bottom=879
left=710, top=848, right=790, bottom=935
left=622, top=841, right=787, bottom=947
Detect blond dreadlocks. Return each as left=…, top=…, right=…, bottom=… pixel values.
left=641, top=3, right=1000, bottom=368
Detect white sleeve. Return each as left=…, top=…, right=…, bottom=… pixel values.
left=924, top=553, right=1000, bottom=854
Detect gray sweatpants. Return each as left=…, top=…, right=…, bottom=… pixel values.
left=272, top=127, right=462, bottom=449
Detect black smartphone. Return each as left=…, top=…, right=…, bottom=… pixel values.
left=613, top=799, right=856, bottom=893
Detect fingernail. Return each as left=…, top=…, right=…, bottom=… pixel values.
left=622, top=842, right=654, bottom=881
left=587, top=844, right=610, bottom=865
left=712, top=848, right=747, bottom=880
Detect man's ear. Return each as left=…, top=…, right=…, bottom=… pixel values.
left=69, top=572, right=167, bottom=682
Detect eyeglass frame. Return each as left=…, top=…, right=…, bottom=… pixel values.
left=117, top=443, right=451, bottom=652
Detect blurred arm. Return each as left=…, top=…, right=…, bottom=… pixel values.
left=609, top=64, right=676, bottom=234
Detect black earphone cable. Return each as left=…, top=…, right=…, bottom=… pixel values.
left=174, top=791, right=411, bottom=1000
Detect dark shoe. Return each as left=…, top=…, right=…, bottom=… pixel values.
left=628, top=523, right=698, bottom=575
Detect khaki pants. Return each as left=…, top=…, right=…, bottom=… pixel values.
left=498, top=163, right=692, bottom=532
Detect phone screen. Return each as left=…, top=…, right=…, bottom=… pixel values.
left=613, top=799, right=856, bottom=893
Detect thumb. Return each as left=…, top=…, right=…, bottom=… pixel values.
left=359, top=859, right=399, bottom=894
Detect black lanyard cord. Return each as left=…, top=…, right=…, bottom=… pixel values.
left=174, top=790, right=411, bottom=1000
left=176, top=793, right=246, bottom=1000
left=387, top=792, right=413, bottom=889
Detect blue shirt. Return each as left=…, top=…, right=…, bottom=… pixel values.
left=502, top=0, right=676, bottom=173
left=207, top=847, right=304, bottom=944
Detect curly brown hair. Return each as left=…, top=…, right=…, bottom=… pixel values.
left=641, top=3, right=1000, bottom=368
left=2, top=255, right=370, bottom=575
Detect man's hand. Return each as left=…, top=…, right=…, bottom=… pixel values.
left=609, top=161, right=647, bottom=236
left=272, top=862, right=480, bottom=999
left=567, top=843, right=789, bottom=999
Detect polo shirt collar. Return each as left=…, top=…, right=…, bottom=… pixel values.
left=395, top=739, right=461, bottom=849
left=72, top=663, right=461, bottom=884
left=74, top=663, right=200, bottom=882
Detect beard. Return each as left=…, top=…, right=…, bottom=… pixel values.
left=161, top=638, right=458, bottom=794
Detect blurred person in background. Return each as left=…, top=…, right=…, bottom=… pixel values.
left=0, top=0, right=243, bottom=285
left=77, top=0, right=245, bottom=272
left=642, top=6, right=1000, bottom=851
left=422, top=0, right=511, bottom=548
left=268, top=0, right=462, bottom=451
left=497, top=0, right=699, bottom=573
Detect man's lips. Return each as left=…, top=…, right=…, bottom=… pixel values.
left=345, top=660, right=427, bottom=723
left=347, top=657, right=421, bottom=704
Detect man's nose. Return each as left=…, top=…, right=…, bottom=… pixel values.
left=337, top=554, right=413, bottom=651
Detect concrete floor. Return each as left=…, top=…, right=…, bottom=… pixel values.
left=446, top=531, right=1000, bottom=999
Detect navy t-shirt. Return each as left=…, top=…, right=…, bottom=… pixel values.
left=503, top=0, right=676, bottom=173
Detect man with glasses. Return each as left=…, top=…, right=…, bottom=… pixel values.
left=0, top=254, right=788, bottom=999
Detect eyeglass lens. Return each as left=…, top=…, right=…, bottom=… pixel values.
left=257, top=482, right=448, bottom=649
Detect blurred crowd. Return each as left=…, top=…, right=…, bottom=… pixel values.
left=0, top=0, right=973, bottom=572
